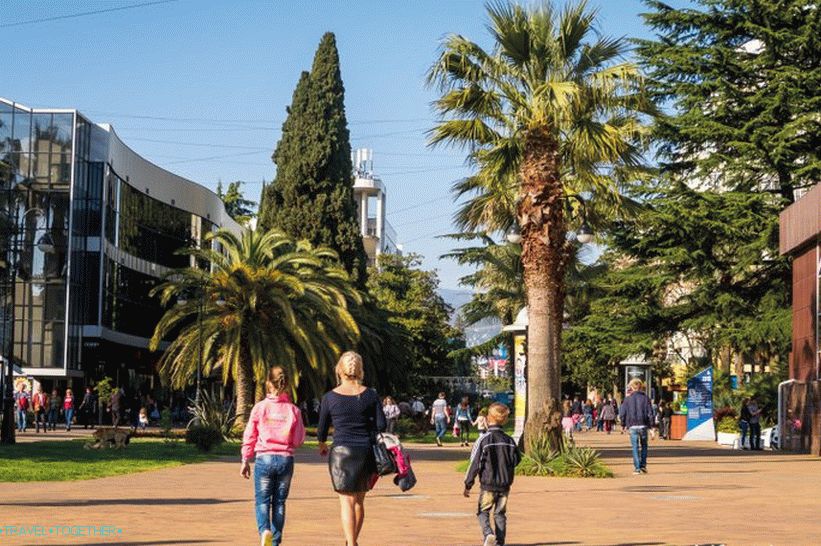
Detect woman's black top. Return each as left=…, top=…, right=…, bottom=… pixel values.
left=317, top=388, right=387, bottom=448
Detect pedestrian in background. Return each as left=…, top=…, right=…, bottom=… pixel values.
left=63, top=388, right=75, bottom=431
left=455, top=396, right=474, bottom=446
left=600, top=399, right=616, bottom=434
left=583, top=400, right=593, bottom=431
left=48, top=388, right=61, bottom=431
left=473, top=407, right=489, bottom=435
left=738, top=398, right=751, bottom=449
left=14, top=383, right=29, bottom=433
left=383, top=396, right=401, bottom=434
left=464, top=403, right=521, bottom=546
left=595, top=398, right=604, bottom=432
left=619, top=379, right=654, bottom=475
left=32, top=389, right=48, bottom=434
left=430, top=392, right=450, bottom=447
left=660, top=401, right=673, bottom=440
left=79, top=387, right=97, bottom=429
left=748, top=397, right=763, bottom=451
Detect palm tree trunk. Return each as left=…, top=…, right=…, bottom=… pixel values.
left=234, top=358, right=254, bottom=427
left=519, top=127, right=565, bottom=427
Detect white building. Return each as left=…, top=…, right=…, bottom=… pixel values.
left=352, top=148, right=399, bottom=266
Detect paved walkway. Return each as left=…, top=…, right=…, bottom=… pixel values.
left=1, top=430, right=819, bottom=545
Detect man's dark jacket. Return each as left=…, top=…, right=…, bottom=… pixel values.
left=618, top=391, right=654, bottom=428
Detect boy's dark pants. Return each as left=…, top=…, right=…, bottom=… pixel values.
left=477, top=489, right=508, bottom=544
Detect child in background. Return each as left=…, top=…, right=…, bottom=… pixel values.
left=138, top=407, right=149, bottom=431
left=464, top=403, right=521, bottom=546
left=473, top=407, right=489, bottom=435
left=241, top=367, right=306, bottom=546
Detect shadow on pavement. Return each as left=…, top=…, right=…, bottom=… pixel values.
left=2, top=498, right=243, bottom=507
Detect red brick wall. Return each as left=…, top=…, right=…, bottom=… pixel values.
left=790, top=246, right=818, bottom=381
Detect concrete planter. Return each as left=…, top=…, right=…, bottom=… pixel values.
left=716, top=431, right=739, bottom=446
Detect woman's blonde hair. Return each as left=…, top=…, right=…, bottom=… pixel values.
left=335, top=351, right=364, bottom=384
left=266, top=366, right=288, bottom=395
left=628, top=378, right=644, bottom=392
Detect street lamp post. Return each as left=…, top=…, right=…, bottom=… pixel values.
left=1, top=207, right=55, bottom=444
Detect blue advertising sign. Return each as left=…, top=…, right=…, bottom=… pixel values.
left=684, top=367, right=714, bottom=440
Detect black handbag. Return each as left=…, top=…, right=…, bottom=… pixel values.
left=372, top=433, right=397, bottom=476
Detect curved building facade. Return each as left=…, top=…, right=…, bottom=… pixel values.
left=1, top=97, right=240, bottom=389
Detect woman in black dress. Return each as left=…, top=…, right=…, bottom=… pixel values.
left=317, top=351, right=386, bottom=546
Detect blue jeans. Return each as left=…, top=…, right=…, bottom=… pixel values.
left=739, top=420, right=749, bottom=448
left=629, top=427, right=648, bottom=470
left=584, top=414, right=592, bottom=429
left=478, top=490, right=508, bottom=545
left=434, top=415, right=447, bottom=439
left=16, top=409, right=27, bottom=431
left=254, top=454, right=294, bottom=544
left=65, top=408, right=74, bottom=430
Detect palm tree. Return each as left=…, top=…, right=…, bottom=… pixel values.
left=428, top=0, right=652, bottom=422
left=442, top=233, right=524, bottom=328
left=150, top=228, right=360, bottom=425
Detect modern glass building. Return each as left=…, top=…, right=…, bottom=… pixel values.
left=1, top=97, right=240, bottom=391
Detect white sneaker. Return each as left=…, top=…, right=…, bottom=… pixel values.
left=260, top=529, right=273, bottom=546
left=483, top=534, right=497, bottom=546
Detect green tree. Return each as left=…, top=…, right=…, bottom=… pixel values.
left=428, top=0, right=652, bottom=423
left=367, top=254, right=465, bottom=387
left=563, top=184, right=791, bottom=388
left=636, top=0, right=820, bottom=203
left=150, top=228, right=361, bottom=425
left=217, top=181, right=256, bottom=225
left=443, top=233, right=524, bottom=328
left=258, top=33, right=368, bottom=286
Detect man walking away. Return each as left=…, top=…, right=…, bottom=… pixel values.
left=619, top=379, right=654, bottom=475
left=430, top=392, right=450, bottom=447
left=464, top=403, right=520, bottom=546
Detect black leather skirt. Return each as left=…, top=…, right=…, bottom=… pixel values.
left=328, top=445, right=376, bottom=493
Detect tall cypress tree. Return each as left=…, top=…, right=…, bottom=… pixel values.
left=637, top=0, right=820, bottom=203
left=259, top=33, right=368, bottom=285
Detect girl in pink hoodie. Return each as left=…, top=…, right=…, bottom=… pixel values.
left=241, top=366, right=306, bottom=546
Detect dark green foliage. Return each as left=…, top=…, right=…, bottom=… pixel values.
left=185, top=424, right=224, bottom=452
left=562, top=184, right=791, bottom=387
left=367, top=253, right=467, bottom=391
left=258, top=33, right=367, bottom=286
left=637, top=0, right=820, bottom=202
left=217, top=181, right=256, bottom=224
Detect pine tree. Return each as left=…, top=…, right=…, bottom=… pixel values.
left=221, top=181, right=256, bottom=225
left=637, top=0, right=820, bottom=203
left=259, top=33, right=368, bottom=285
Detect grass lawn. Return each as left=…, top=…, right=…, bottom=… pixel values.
left=0, top=438, right=241, bottom=482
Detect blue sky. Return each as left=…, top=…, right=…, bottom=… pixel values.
left=1, top=0, right=681, bottom=289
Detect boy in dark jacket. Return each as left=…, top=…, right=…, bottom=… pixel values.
left=464, top=403, right=520, bottom=546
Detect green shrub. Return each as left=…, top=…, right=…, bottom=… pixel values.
left=185, top=425, right=224, bottom=452
left=394, top=417, right=422, bottom=437
left=160, top=408, right=174, bottom=442
left=716, top=416, right=739, bottom=433
left=188, top=391, right=236, bottom=441
left=562, top=446, right=610, bottom=478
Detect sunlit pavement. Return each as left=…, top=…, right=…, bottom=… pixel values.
left=1, top=430, right=819, bottom=545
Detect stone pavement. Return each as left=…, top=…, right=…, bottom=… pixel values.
left=1, top=430, right=820, bottom=545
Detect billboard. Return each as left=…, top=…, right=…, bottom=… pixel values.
left=512, top=334, right=526, bottom=443
left=683, top=367, right=715, bottom=441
